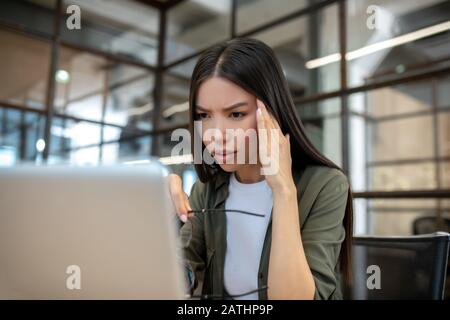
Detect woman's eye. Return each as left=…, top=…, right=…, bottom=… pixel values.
left=230, top=112, right=245, bottom=119
left=195, top=112, right=209, bottom=120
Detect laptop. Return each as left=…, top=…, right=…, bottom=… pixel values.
left=0, top=163, right=186, bottom=299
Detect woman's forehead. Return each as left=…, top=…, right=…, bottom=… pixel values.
left=196, top=77, right=254, bottom=110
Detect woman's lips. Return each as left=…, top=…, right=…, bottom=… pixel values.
left=215, top=150, right=236, bottom=156
left=214, top=150, right=237, bottom=162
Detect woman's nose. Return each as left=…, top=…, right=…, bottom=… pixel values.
left=209, top=120, right=232, bottom=147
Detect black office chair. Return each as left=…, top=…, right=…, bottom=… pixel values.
left=413, top=217, right=450, bottom=235
left=349, top=232, right=450, bottom=300
left=412, top=217, right=450, bottom=300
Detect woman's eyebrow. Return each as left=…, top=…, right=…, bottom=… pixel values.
left=223, top=101, right=248, bottom=111
left=195, top=102, right=248, bottom=112
left=194, top=105, right=209, bottom=112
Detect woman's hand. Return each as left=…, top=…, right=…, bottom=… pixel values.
left=167, top=173, right=193, bottom=223
left=256, top=99, right=296, bottom=195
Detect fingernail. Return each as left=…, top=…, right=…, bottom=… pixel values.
left=257, top=108, right=262, bottom=117
left=180, top=215, right=187, bottom=223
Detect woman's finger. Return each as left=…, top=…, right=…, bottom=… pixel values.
left=177, top=193, right=189, bottom=213
left=182, top=194, right=194, bottom=220
left=256, top=103, right=265, bottom=132
left=171, top=191, right=189, bottom=222
left=257, top=99, right=281, bottom=131
left=256, top=100, right=285, bottom=148
left=257, top=100, right=274, bottom=144
left=166, top=174, right=197, bottom=223
left=174, top=198, right=188, bottom=216
left=257, top=99, right=285, bottom=151
left=256, top=104, right=266, bottom=150
left=256, top=100, right=273, bottom=129
left=256, top=103, right=272, bottom=166
left=186, top=199, right=192, bottom=212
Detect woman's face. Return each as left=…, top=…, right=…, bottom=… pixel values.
left=195, top=76, right=259, bottom=172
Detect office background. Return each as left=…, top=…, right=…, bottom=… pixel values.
left=0, top=0, right=449, bottom=238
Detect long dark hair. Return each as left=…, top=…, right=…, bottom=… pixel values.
left=188, top=37, right=353, bottom=282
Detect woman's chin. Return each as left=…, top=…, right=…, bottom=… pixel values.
left=217, top=163, right=239, bottom=173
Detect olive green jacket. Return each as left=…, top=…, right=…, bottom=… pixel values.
left=179, top=165, right=350, bottom=300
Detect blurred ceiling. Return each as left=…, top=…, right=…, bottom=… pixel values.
left=0, top=0, right=449, bottom=121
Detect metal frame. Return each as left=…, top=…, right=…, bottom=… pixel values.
left=42, top=0, right=61, bottom=160
left=150, top=5, right=167, bottom=156
left=0, top=0, right=449, bottom=209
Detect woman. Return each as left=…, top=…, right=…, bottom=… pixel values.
left=167, top=38, right=353, bottom=300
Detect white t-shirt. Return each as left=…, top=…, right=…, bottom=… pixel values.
left=224, top=173, right=273, bottom=299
